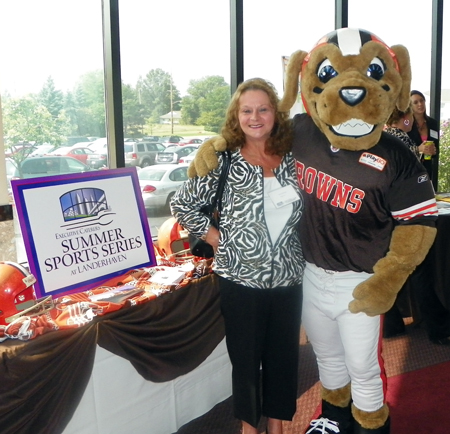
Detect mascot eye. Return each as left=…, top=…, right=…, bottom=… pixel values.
left=317, top=59, right=338, bottom=83
left=366, top=57, right=385, bottom=81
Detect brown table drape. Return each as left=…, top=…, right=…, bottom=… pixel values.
left=0, top=274, right=224, bottom=434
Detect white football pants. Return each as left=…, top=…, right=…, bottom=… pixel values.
left=302, top=262, right=386, bottom=412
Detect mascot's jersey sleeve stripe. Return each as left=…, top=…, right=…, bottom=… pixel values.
left=391, top=199, right=438, bottom=221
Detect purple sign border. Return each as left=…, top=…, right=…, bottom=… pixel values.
left=11, top=167, right=156, bottom=299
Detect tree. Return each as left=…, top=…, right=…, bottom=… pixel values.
left=137, top=69, right=181, bottom=123
left=182, top=76, right=230, bottom=131
left=438, top=120, right=450, bottom=192
left=63, top=91, right=80, bottom=135
left=71, top=70, right=106, bottom=137
left=38, top=76, right=64, bottom=118
left=122, top=83, right=145, bottom=138
left=3, top=96, right=71, bottom=174
left=181, top=95, right=199, bottom=125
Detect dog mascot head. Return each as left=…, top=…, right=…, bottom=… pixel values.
left=279, top=28, right=411, bottom=151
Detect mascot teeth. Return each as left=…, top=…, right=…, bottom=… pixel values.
left=332, top=118, right=373, bottom=136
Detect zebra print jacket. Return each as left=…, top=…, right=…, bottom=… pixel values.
left=171, top=150, right=305, bottom=289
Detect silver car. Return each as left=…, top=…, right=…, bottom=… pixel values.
left=154, top=145, right=200, bottom=164
left=138, top=164, right=189, bottom=213
left=124, top=141, right=165, bottom=167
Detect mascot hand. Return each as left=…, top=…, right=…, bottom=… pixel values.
left=188, top=136, right=227, bottom=178
left=349, top=225, right=436, bottom=316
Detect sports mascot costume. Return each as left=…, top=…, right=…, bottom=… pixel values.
left=188, top=28, right=438, bottom=433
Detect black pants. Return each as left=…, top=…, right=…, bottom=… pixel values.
left=218, top=275, right=302, bottom=428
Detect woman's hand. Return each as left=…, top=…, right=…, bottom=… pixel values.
left=204, top=226, right=220, bottom=252
left=418, top=141, right=436, bottom=156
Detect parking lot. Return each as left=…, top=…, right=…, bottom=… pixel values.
left=147, top=211, right=173, bottom=241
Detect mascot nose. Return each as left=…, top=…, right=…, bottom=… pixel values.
left=339, top=87, right=366, bottom=106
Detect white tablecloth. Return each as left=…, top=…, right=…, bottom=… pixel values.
left=63, top=338, right=232, bottom=434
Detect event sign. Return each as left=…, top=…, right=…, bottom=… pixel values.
left=11, top=167, right=156, bottom=299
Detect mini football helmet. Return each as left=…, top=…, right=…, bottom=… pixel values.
left=0, top=261, right=52, bottom=326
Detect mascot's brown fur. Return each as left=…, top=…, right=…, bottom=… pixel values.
left=189, top=28, right=437, bottom=432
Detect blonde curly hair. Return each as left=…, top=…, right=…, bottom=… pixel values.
left=221, top=78, right=293, bottom=156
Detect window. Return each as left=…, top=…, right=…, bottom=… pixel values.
left=0, top=1, right=448, bottom=263
left=243, top=0, right=334, bottom=95
left=349, top=1, right=432, bottom=102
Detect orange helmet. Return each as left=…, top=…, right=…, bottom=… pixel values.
left=157, top=217, right=191, bottom=261
left=0, top=261, right=38, bottom=326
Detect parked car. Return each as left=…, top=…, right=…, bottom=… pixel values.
left=160, top=135, right=184, bottom=146
left=124, top=141, right=165, bottom=167
left=86, top=140, right=109, bottom=168
left=86, top=151, right=108, bottom=169
left=48, top=145, right=95, bottom=164
left=178, top=148, right=198, bottom=165
left=154, top=145, right=200, bottom=164
left=61, top=136, right=91, bottom=147
left=10, top=155, right=92, bottom=180
left=5, top=143, right=36, bottom=158
left=141, top=136, right=161, bottom=143
left=28, top=144, right=55, bottom=157
left=138, top=164, right=189, bottom=213
left=178, top=138, right=203, bottom=146
left=88, top=137, right=107, bottom=149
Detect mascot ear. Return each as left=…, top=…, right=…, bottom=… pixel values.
left=391, top=44, right=412, bottom=112
left=279, top=50, right=308, bottom=112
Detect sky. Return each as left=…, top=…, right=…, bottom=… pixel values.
left=0, top=0, right=448, bottom=105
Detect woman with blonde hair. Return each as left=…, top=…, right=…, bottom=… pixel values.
left=171, top=78, right=304, bottom=434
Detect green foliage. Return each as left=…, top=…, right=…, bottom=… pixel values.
left=182, top=76, right=230, bottom=131
left=2, top=95, right=71, bottom=172
left=121, top=83, right=144, bottom=138
left=38, top=77, right=64, bottom=117
left=3, top=96, right=70, bottom=147
left=137, top=69, right=181, bottom=123
left=438, top=120, right=450, bottom=192
left=73, top=71, right=107, bottom=137
left=1, top=68, right=229, bottom=150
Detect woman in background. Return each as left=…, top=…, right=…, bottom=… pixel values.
left=384, top=105, right=420, bottom=160
left=408, top=90, right=438, bottom=188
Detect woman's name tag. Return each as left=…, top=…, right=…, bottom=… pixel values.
left=268, top=185, right=300, bottom=208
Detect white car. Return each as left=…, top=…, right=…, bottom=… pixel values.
left=138, top=164, right=189, bottom=214
left=178, top=148, right=198, bottom=165
left=28, top=144, right=55, bottom=157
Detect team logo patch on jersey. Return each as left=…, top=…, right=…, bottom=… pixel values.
left=418, top=174, right=429, bottom=183
left=359, top=152, right=386, bottom=171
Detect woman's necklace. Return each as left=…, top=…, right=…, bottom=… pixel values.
left=242, top=149, right=280, bottom=175
left=417, top=118, right=427, bottom=131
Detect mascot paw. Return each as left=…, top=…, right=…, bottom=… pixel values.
left=348, top=274, right=399, bottom=317
left=188, top=136, right=227, bottom=178
left=349, top=225, right=437, bottom=316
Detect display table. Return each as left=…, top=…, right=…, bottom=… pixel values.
left=392, top=210, right=450, bottom=323
left=0, top=274, right=232, bottom=434
left=63, top=339, right=231, bottom=434
left=430, top=211, right=450, bottom=309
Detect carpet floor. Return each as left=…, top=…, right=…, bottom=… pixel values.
left=174, top=320, right=450, bottom=434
